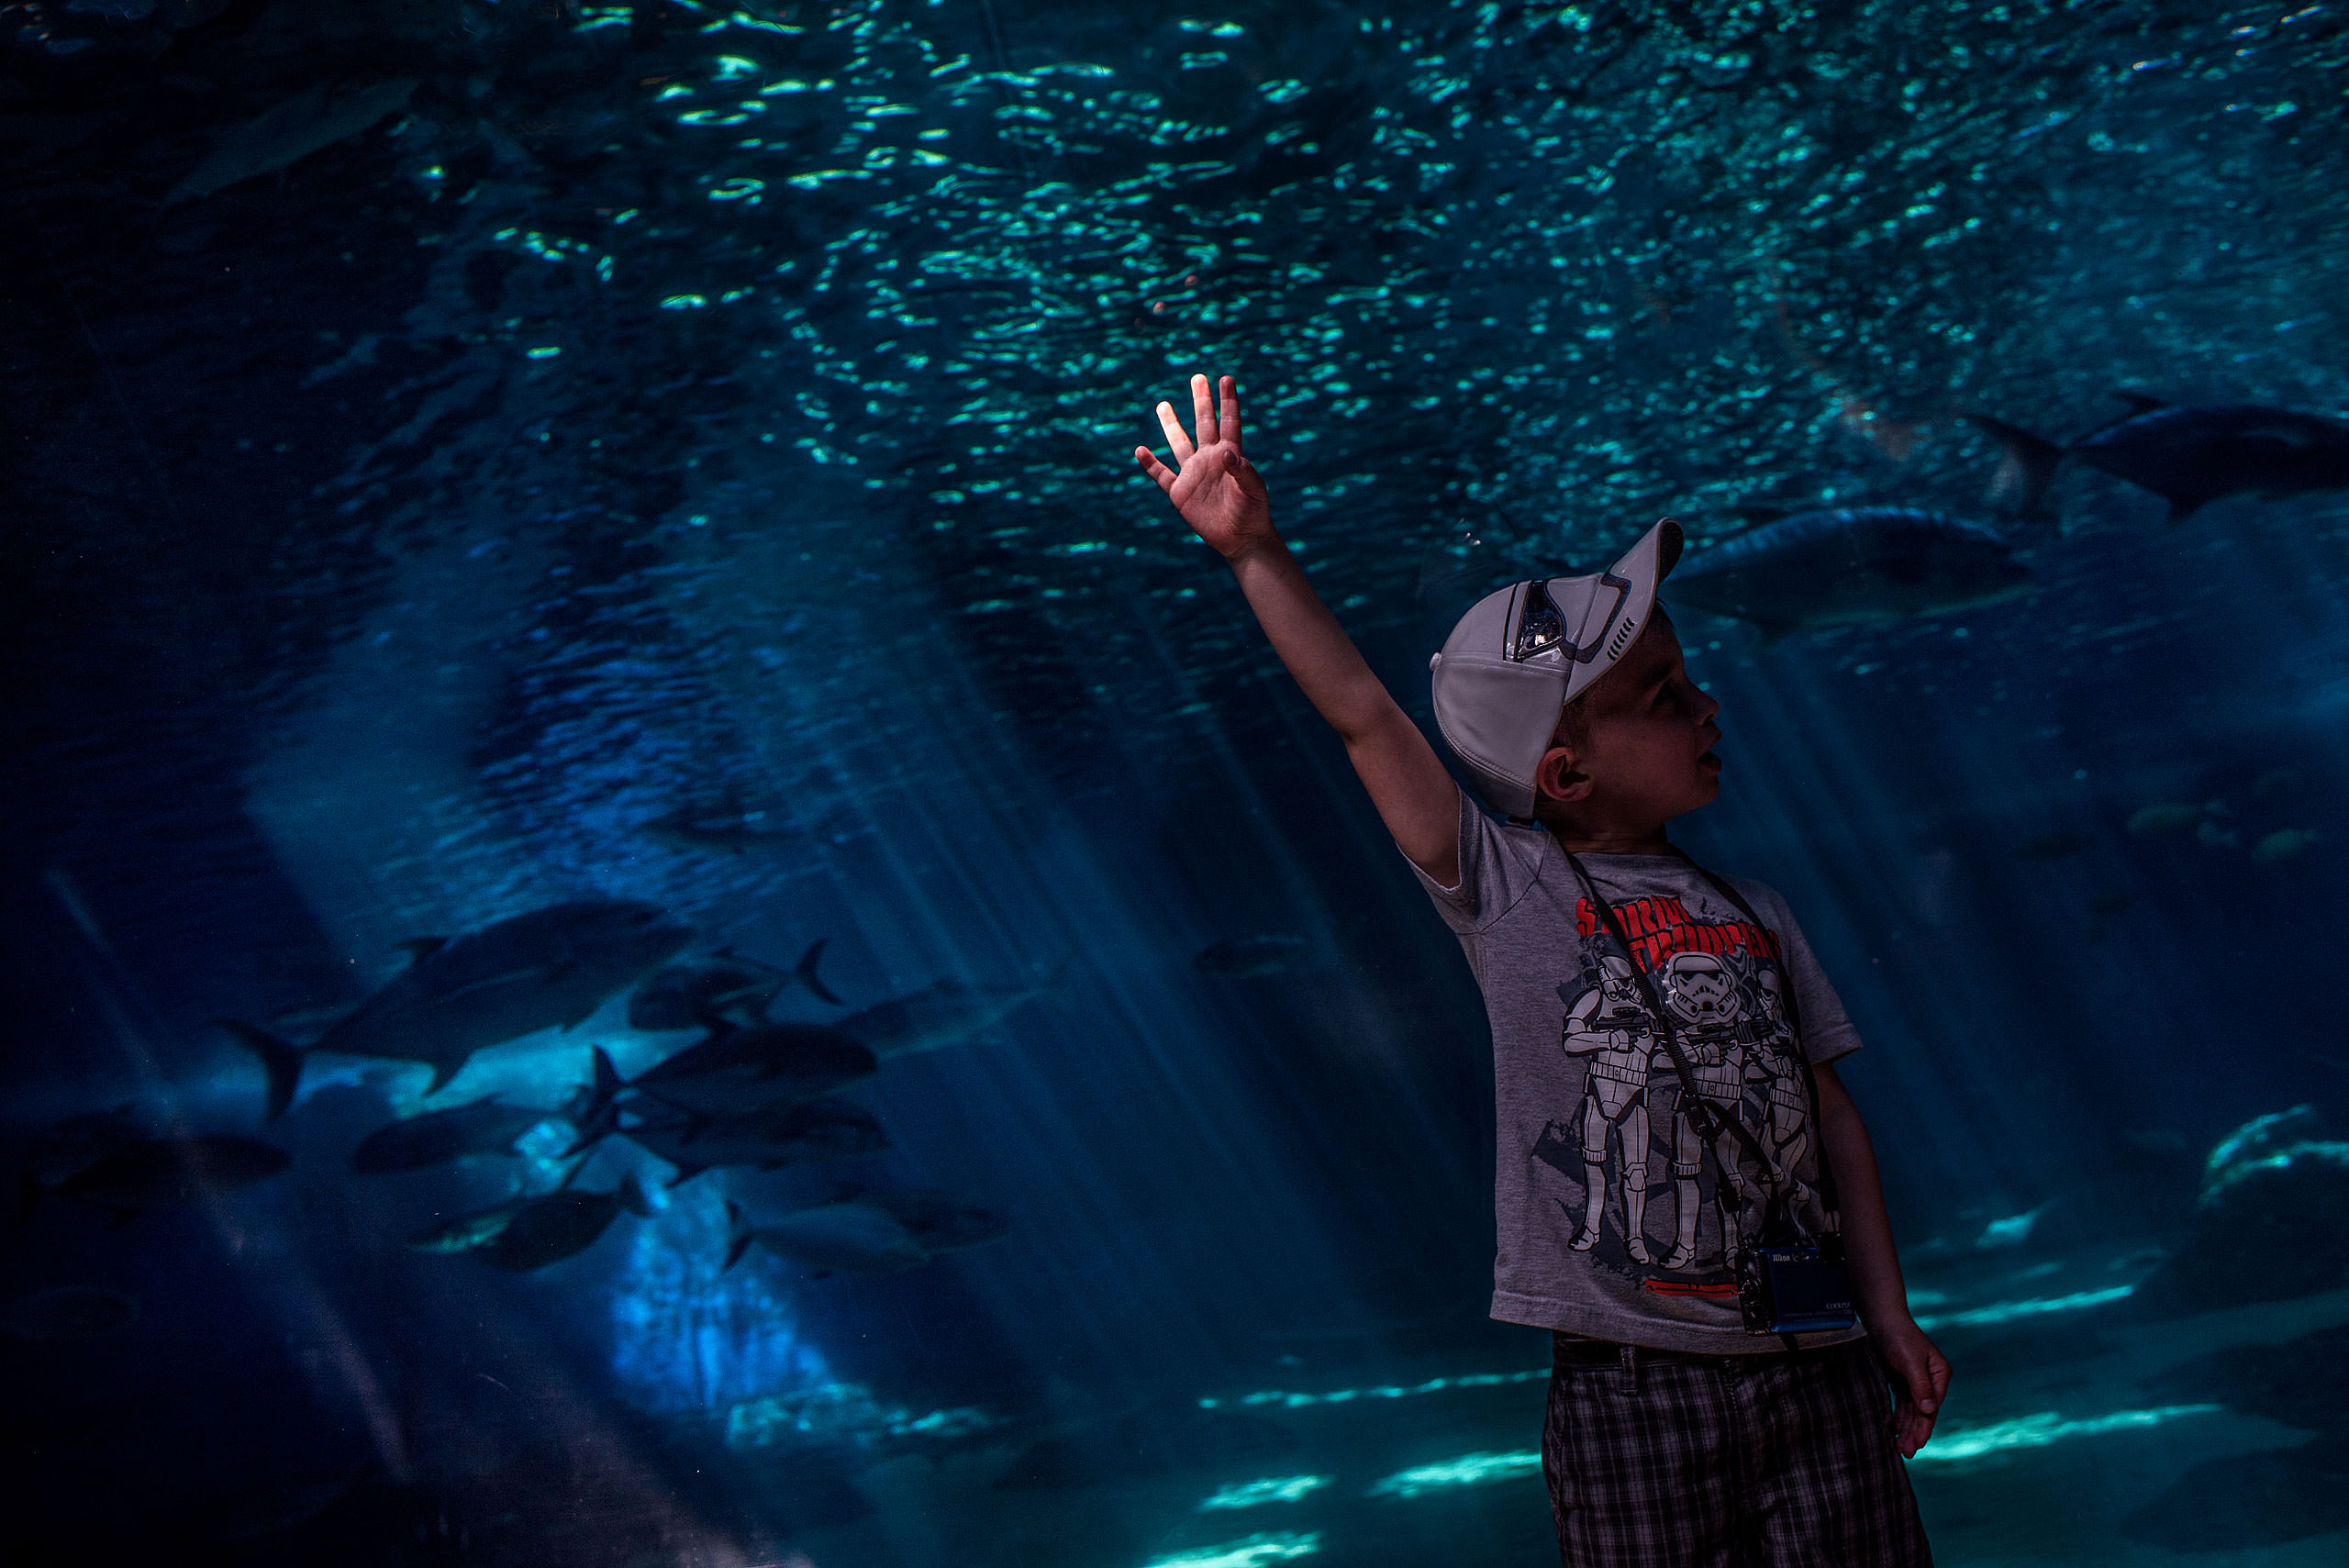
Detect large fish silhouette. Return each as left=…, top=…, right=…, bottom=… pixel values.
left=1665, top=506, right=2032, bottom=644
left=1971, top=395, right=2349, bottom=526
left=221, top=899, right=695, bottom=1116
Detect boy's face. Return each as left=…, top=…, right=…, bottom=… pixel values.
left=1534, top=608, right=1721, bottom=828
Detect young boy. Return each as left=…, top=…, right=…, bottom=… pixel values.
left=1136, top=374, right=1947, bottom=1566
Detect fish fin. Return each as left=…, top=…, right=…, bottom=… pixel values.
left=2162, top=495, right=2205, bottom=527
left=663, top=1162, right=704, bottom=1188
left=617, top=1173, right=655, bottom=1218
left=673, top=1111, right=712, bottom=1146
left=710, top=944, right=783, bottom=978
left=689, top=999, right=736, bottom=1037
left=1965, top=415, right=2064, bottom=525
left=13, top=1171, right=43, bottom=1230
left=214, top=1018, right=306, bottom=1120
left=560, top=1045, right=627, bottom=1152
left=725, top=1233, right=753, bottom=1270
left=423, top=1060, right=464, bottom=1095
left=556, top=1120, right=611, bottom=1160
left=796, top=938, right=844, bottom=1007
left=2110, top=392, right=2168, bottom=415
left=395, top=937, right=449, bottom=962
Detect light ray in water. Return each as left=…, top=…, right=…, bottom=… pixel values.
left=1909, top=1405, right=2222, bottom=1466
left=1198, top=1476, right=1330, bottom=1511
left=1366, top=1451, right=1543, bottom=1498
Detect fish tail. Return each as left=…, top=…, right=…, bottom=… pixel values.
left=557, top=1047, right=626, bottom=1158
left=213, top=1018, right=306, bottom=1120
left=618, top=1172, right=656, bottom=1219
left=795, top=938, right=844, bottom=1006
left=1966, top=415, right=2064, bottom=525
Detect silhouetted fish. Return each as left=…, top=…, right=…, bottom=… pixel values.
left=1194, top=935, right=1310, bottom=978
left=220, top=898, right=695, bottom=1115
left=167, top=78, right=418, bottom=206
left=725, top=1198, right=928, bottom=1276
left=349, top=1098, right=559, bottom=1175
left=406, top=1197, right=533, bottom=1254
left=640, top=803, right=809, bottom=853
left=832, top=974, right=1053, bottom=1059
left=475, top=1173, right=655, bottom=1272
left=1972, top=395, right=2349, bottom=526
left=857, top=1187, right=1009, bottom=1252
left=17, top=1105, right=149, bottom=1189
left=1664, top=508, right=2032, bottom=644
left=21, top=1135, right=290, bottom=1226
left=620, top=1099, right=888, bottom=1185
left=0, top=1285, right=141, bottom=1340
left=624, top=1021, right=877, bottom=1120
left=627, top=940, right=841, bottom=1030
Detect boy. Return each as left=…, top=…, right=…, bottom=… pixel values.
left=1135, top=375, right=1946, bottom=1566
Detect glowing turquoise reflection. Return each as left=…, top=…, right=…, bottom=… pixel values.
left=1198, top=1475, right=1330, bottom=1511
left=1909, top=1405, right=2222, bottom=1466
left=1368, top=1451, right=1543, bottom=1498
left=1141, top=1533, right=1322, bottom=1568
left=1910, top=1284, right=2136, bottom=1331
left=1198, top=1368, right=1546, bottom=1411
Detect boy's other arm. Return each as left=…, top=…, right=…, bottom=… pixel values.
left=1814, top=1060, right=1950, bottom=1458
left=1136, top=374, right=1460, bottom=886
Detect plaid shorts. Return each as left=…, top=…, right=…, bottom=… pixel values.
left=1542, top=1333, right=1932, bottom=1567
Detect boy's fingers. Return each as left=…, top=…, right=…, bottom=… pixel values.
left=1191, top=373, right=1219, bottom=448
left=1135, top=448, right=1176, bottom=495
left=1155, top=401, right=1196, bottom=463
left=1219, top=374, right=1242, bottom=456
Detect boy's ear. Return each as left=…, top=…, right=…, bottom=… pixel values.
left=1534, top=745, right=1591, bottom=806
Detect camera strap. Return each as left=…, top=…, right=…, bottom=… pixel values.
left=1559, top=846, right=1839, bottom=1239
left=1660, top=849, right=1842, bottom=1219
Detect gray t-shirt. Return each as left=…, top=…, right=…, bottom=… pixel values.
left=1410, top=789, right=1867, bottom=1352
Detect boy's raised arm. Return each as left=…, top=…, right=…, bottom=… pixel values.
left=1136, top=374, right=1461, bottom=887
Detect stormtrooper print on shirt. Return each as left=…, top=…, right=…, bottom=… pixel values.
left=1532, top=890, right=1817, bottom=1298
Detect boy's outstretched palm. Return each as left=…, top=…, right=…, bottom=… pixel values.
left=1137, top=373, right=1272, bottom=560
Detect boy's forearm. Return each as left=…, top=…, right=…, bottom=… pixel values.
left=1225, top=536, right=1402, bottom=740
left=1815, top=1071, right=1915, bottom=1330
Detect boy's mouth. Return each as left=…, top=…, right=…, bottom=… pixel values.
left=1698, top=751, right=1721, bottom=769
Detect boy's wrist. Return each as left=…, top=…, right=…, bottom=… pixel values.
left=1857, top=1297, right=1918, bottom=1335
left=1219, top=528, right=1289, bottom=568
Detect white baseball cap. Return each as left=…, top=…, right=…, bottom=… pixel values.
left=1428, top=517, right=1684, bottom=819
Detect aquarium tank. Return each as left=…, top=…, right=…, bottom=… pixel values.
left=6, top=1, right=2349, bottom=1563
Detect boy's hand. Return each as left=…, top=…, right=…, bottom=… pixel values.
left=1136, top=373, right=1274, bottom=561
left=1872, top=1316, right=1952, bottom=1459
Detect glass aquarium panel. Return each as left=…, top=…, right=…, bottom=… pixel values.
left=6, top=2, right=2348, bottom=1563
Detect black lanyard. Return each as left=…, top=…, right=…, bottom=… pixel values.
left=1558, top=843, right=1842, bottom=1237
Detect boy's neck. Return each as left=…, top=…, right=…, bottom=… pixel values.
left=1541, top=820, right=1675, bottom=857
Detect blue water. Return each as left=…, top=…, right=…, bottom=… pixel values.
left=8, top=1, right=2349, bottom=1562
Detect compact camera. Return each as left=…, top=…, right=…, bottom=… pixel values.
left=1734, top=1233, right=1856, bottom=1335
